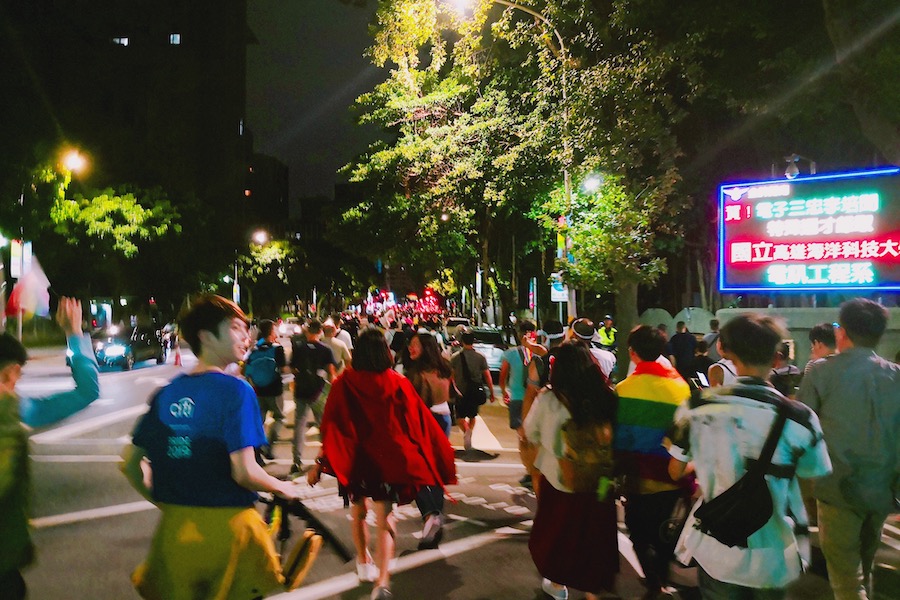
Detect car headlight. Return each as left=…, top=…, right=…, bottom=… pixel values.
left=105, top=344, right=127, bottom=357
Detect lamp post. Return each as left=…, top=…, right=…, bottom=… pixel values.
left=233, top=229, right=270, bottom=313
left=450, top=0, right=576, bottom=319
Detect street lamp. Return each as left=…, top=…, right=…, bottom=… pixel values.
left=448, top=0, right=577, bottom=319
left=784, top=153, right=816, bottom=179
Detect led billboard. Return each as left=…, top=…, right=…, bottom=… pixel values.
left=719, top=167, right=900, bottom=292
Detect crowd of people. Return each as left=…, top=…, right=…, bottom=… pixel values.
left=2, top=293, right=896, bottom=600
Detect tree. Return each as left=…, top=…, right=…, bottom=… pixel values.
left=336, top=1, right=560, bottom=321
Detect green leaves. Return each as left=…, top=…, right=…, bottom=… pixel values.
left=50, top=187, right=180, bottom=258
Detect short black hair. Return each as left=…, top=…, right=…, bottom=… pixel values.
left=0, top=333, right=28, bottom=368
left=460, top=331, right=476, bottom=345
left=178, top=294, right=248, bottom=356
left=517, top=320, right=536, bottom=336
left=808, top=323, right=836, bottom=349
left=627, top=325, right=666, bottom=362
left=839, top=298, right=887, bottom=348
left=257, top=319, right=275, bottom=340
left=306, top=319, right=322, bottom=334
left=710, top=319, right=720, bottom=330
left=720, top=313, right=787, bottom=367
left=353, top=328, right=393, bottom=372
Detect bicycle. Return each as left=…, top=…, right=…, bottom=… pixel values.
left=259, top=491, right=354, bottom=590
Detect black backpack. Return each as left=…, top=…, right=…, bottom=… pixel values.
left=292, top=342, right=323, bottom=398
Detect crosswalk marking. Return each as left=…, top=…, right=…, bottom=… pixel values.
left=30, top=404, right=148, bottom=444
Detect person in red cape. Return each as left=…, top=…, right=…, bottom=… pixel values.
left=308, top=329, right=456, bottom=600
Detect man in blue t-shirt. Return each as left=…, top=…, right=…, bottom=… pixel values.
left=121, top=295, right=303, bottom=598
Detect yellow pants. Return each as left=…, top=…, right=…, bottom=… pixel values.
left=133, top=504, right=283, bottom=600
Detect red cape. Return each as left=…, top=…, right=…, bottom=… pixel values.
left=321, top=368, right=457, bottom=490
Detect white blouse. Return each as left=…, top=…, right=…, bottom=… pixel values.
left=523, top=388, right=572, bottom=493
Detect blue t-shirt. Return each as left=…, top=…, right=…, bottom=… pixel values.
left=132, top=372, right=266, bottom=507
left=501, top=347, right=529, bottom=401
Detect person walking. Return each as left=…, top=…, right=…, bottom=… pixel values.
left=321, top=320, right=352, bottom=375
left=307, top=329, right=456, bottom=600
left=702, top=319, right=721, bottom=362
left=803, top=322, right=836, bottom=375
left=290, top=319, right=337, bottom=475
left=500, top=320, right=536, bottom=451
left=668, top=313, right=832, bottom=599
left=0, top=298, right=100, bottom=600
left=797, top=299, right=900, bottom=600
left=121, top=294, right=304, bottom=600
left=668, top=321, right=697, bottom=382
left=525, top=342, right=619, bottom=600
left=243, top=319, right=287, bottom=461
left=616, top=325, right=691, bottom=600
left=404, top=331, right=455, bottom=548
left=450, top=330, right=495, bottom=451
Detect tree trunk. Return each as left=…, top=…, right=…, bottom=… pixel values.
left=613, top=278, right=640, bottom=381
left=822, top=0, right=900, bottom=165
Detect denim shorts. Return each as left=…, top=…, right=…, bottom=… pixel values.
left=508, top=399, right=523, bottom=429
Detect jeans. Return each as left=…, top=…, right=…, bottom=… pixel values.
left=415, top=485, right=445, bottom=518
left=817, top=500, right=887, bottom=600
left=257, top=394, right=284, bottom=445
left=698, top=567, right=784, bottom=600
left=623, top=489, right=682, bottom=591
left=431, top=412, right=452, bottom=438
left=291, top=386, right=328, bottom=465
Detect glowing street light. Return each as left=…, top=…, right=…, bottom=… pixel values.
left=61, top=149, right=88, bottom=174
left=252, top=229, right=269, bottom=245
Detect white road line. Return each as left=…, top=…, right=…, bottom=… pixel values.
left=32, top=500, right=156, bottom=529
left=617, top=530, right=646, bottom=579
left=267, top=522, right=529, bottom=600
left=30, top=404, right=148, bottom=444
left=471, top=415, right=503, bottom=450
left=32, top=455, right=123, bottom=463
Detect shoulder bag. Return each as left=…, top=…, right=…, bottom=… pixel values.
left=692, top=404, right=788, bottom=548
left=459, top=351, right=487, bottom=406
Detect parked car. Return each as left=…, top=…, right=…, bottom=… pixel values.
left=469, top=327, right=508, bottom=376
left=86, top=325, right=167, bottom=370
left=442, top=316, right=472, bottom=345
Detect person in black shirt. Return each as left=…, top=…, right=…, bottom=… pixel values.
left=668, top=321, right=697, bottom=381
left=290, top=319, right=336, bottom=475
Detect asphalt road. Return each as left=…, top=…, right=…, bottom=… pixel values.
left=16, top=344, right=900, bottom=600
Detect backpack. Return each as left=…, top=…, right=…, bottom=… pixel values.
left=245, top=343, right=279, bottom=388
left=559, top=419, right=615, bottom=499
left=292, top=341, right=324, bottom=398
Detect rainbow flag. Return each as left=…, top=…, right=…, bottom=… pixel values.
left=6, top=256, right=51, bottom=319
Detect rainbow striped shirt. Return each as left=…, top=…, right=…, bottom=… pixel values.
left=615, top=361, right=690, bottom=493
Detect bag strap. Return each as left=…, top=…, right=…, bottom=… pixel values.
left=748, top=404, right=788, bottom=477
left=459, top=350, right=474, bottom=382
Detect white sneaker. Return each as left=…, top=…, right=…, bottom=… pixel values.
left=463, top=428, right=473, bottom=451
left=542, top=578, right=568, bottom=600
left=356, top=552, right=377, bottom=582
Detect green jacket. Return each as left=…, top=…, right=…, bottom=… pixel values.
left=0, top=392, right=32, bottom=574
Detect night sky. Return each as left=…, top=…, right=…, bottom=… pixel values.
left=246, top=1, right=385, bottom=207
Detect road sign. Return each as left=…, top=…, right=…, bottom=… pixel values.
left=550, top=273, right=568, bottom=303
